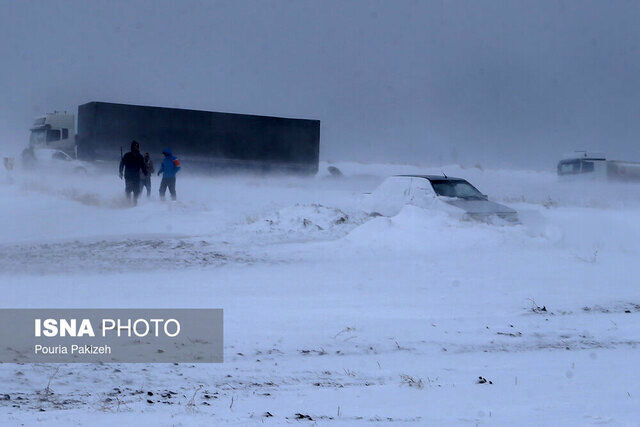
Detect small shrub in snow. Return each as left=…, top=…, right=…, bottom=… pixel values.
left=400, top=374, right=424, bottom=389
left=477, top=376, right=493, bottom=384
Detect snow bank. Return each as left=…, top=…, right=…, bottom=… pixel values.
left=240, top=203, right=367, bottom=243
left=3, top=161, right=640, bottom=424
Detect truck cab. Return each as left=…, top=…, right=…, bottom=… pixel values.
left=29, top=112, right=76, bottom=155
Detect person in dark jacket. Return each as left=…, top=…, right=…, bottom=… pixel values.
left=119, top=141, right=148, bottom=206
left=157, top=148, right=181, bottom=201
left=141, top=152, right=154, bottom=197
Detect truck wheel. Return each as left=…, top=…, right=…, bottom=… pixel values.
left=74, top=166, right=88, bottom=175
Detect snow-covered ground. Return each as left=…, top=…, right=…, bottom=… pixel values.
left=1, top=161, right=640, bottom=425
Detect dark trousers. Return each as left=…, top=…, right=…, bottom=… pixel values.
left=125, top=178, right=141, bottom=205
left=159, top=177, right=176, bottom=201
left=141, top=176, right=151, bottom=197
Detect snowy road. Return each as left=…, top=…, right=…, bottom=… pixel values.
left=1, top=162, right=639, bottom=425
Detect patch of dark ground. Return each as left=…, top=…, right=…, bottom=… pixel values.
left=582, top=302, right=640, bottom=314
left=0, top=366, right=387, bottom=416
left=0, top=239, right=259, bottom=274
left=526, top=302, right=640, bottom=316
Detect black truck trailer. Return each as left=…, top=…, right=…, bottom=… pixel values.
left=76, top=102, right=320, bottom=173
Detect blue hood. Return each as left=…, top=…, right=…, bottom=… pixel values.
left=162, top=148, right=172, bottom=156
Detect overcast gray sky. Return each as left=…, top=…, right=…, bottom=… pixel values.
left=1, top=0, right=639, bottom=168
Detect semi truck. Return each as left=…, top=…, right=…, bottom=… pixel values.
left=27, top=102, right=320, bottom=173
left=557, top=151, right=640, bottom=182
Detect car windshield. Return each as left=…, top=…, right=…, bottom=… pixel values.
left=557, top=159, right=580, bottom=175
left=30, top=129, right=46, bottom=145
left=557, top=159, right=596, bottom=175
left=430, top=179, right=485, bottom=199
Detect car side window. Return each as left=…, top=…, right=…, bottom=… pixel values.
left=403, top=180, right=412, bottom=197
left=412, top=178, right=434, bottom=196
left=392, top=178, right=412, bottom=198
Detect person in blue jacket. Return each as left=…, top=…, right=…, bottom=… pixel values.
left=157, top=148, right=181, bottom=201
